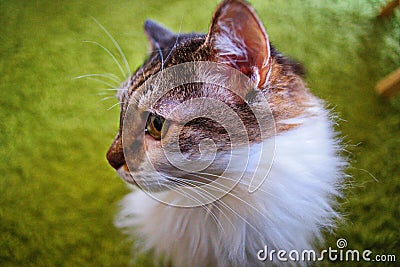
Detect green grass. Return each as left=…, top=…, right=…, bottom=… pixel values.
left=0, top=0, right=399, bottom=266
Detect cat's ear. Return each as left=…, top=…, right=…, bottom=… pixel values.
left=206, top=0, right=271, bottom=89
left=144, top=20, right=176, bottom=49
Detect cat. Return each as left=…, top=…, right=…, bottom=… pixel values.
left=106, top=0, right=346, bottom=266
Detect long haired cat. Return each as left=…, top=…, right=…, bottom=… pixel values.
left=106, top=0, right=346, bottom=266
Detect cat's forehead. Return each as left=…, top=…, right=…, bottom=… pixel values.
left=125, top=35, right=208, bottom=93
left=144, top=83, right=247, bottom=121
left=119, top=35, right=213, bottom=114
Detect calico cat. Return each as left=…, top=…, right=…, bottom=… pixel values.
left=106, top=0, right=346, bottom=266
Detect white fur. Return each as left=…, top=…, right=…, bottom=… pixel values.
left=213, top=21, right=248, bottom=69
left=115, top=105, right=346, bottom=267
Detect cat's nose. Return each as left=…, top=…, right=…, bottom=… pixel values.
left=106, top=134, right=126, bottom=170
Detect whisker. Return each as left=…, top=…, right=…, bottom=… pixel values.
left=82, top=40, right=126, bottom=79
left=166, top=183, right=227, bottom=238
left=99, top=96, right=116, bottom=102
left=168, top=175, right=264, bottom=237
left=159, top=174, right=226, bottom=232
left=164, top=16, right=183, bottom=64
left=81, top=77, right=118, bottom=88
left=154, top=42, right=165, bottom=71
left=140, top=68, right=150, bottom=108
left=196, top=171, right=287, bottom=205
left=194, top=171, right=251, bottom=188
left=96, top=92, right=114, bottom=96
left=167, top=176, right=235, bottom=232
left=195, top=171, right=271, bottom=195
left=98, top=88, right=125, bottom=91
left=107, top=101, right=122, bottom=111
left=73, top=73, right=121, bottom=83
left=184, top=173, right=276, bottom=227
left=91, top=17, right=131, bottom=76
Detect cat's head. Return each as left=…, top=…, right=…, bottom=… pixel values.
left=106, top=0, right=309, bottom=202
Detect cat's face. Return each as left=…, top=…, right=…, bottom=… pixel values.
left=107, top=0, right=310, bottom=200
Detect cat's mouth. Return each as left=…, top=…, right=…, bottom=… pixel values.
left=117, top=165, right=138, bottom=186
left=116, top=162, right=224, bottom=191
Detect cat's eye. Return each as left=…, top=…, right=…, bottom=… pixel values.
left=145, top=113, right=166, bottom=140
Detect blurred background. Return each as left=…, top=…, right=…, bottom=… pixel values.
left=0, top=0, right=399, bottom=266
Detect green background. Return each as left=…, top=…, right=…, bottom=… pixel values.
left=0, top=0, right=399, bottom=266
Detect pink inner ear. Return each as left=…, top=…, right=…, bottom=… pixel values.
left=208, top=0, right=271, bottom=89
